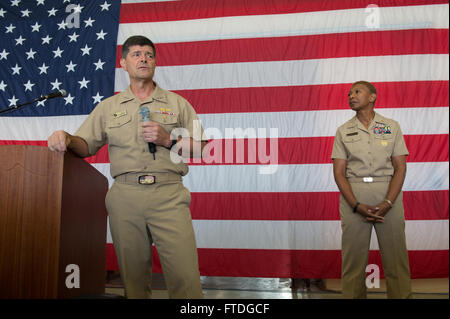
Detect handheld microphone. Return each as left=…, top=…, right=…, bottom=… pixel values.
left=139, top=106, right=156, bottom=160
left=36, top=89, right=68, bottom=101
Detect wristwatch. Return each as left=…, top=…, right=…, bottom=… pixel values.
left=165, top=139, right=177, bottom=150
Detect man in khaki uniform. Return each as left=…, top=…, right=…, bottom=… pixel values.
left=48, top=36, right=207, bottom=299
left=331, top=81, right=412, bottom=299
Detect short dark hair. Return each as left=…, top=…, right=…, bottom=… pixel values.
left=121, top=35, right=156, bottom=58
left=352, top=81, right=377, bottom=95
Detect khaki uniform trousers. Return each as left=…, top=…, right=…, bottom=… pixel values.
left=340, top=179, right=412, bottom=299
left=105, top=177, right=203, bottom=299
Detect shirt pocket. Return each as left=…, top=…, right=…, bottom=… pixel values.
left=106, top=114, right=132, bottom=145
left=151, top=113, right=179, bottom=133
left=343, top=134, right=362, bottom=157
left=374, top=133, right=394, bottom=158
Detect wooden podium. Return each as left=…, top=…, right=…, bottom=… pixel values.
left=0, top=145, right=109, bottom=298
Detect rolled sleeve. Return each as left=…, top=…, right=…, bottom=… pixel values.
left=75, top=102, right=107, bottom=156
left=392, top=121, right=409, bottom=157
left=331, top=128, right=347, bottom=160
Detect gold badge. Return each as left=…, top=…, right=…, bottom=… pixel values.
left=113, top=110, right=127, bottom=118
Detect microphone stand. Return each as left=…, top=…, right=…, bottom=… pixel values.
left=0, top=95, right=50, bottom=115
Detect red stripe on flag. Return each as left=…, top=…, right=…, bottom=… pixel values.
left=190, top=190, right=449, bottom=221
left=116, top=29, right=449, bottom=67
left=405, top=134, right=449, bottom=163
left=195, top=249, right=450, bottom=278
left=189, top=134, right=449, bottom=165
left=106, top=244, right=449, bottom=278
left=114, top=82, right=449, bottom=113
left=170, top=81, right=449, bottom=114
left=3, top=134, right=448, bottom=164
left=0, top=140, right=47, bottom=147
left=119, top=0, right=449, bottom=23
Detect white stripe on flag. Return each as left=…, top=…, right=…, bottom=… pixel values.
left=2, top=107, right=446, bottom=140
left=199, top=107, right=450, bottom=138
left=90, top=162, right=449, bottom=192
left=0, top=115, right=87, bottom=140
left=117, top=4, right=449, bottom=44
left=115, top=55, right=450, bottom=91
left=191, top=219, right=449, bottom=250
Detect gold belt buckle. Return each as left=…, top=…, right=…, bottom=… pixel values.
left=138, top=175, right=156, bottom=185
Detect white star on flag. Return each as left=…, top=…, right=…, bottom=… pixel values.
left=84, top=17, right=95, bottom=27
left=41, top=35, right=52, bottom=45
left=100, top=1, right=111, bottom=11
left=81, top=44, right=92, bottom=56
left=25, top=48, right=36, bottom=60
left=65, top=61, right=77, bottom=72
left=50, top=79, right=62, bottom=90
left=57, top=20, right=68, bottom=30
left=23, top=80, right=35, bottom=92
left=11, top=63, right=21, bottom=75
left=64, top=93, right=74, bottom=105
left=38, top=63, right=49, bottom=74
left=53, top=47, right=64, bottom=58
left=73, top=5, right=83, bottom=14
left=21, top=9, right=31, bottom=17
left=15, top=36, right=26, bottom=46
left=78, top=77, right=90, bottom=89
left=68, top=32, right=79, bottom=43
left=0, top=80, right=7, bottom=92
left=48, top=8, right=57, bottom=17
left=31, top=22, right=42, bottom=32
left=6, top=24, right=16, bottom=33
left=8, top=95, right=19, bottom=107
left=0, top=49, right=10, bottom=60
left=96, top=30, right=107, bottom=40
left=93, top=59, right=105, bottom=70
left=92, top=92, right=103, bottom=104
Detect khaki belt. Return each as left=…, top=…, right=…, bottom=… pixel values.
left=347, top=176, right=391, bottom=183
left=115, top=172, right=182, bottom=185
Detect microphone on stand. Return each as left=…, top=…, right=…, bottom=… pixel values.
left=0, top=89, right=68, bottom=115
left=36, top=89, right=68, bottom=101
left=139, top=105, right=156, bottom=160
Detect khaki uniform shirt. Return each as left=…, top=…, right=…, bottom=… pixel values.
left=331, top=112, right=408, bottom=178
left=75, top=84, right=206, bottom=178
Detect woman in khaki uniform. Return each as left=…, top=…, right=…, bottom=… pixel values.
left=331, top=81, right=412, bottom=298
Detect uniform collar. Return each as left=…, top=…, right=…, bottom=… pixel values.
left=347, top=112, right=383, bottom=132
left=119, top=82, right=168, bottom=105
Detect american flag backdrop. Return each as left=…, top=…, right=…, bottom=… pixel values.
left=0, top=0, right=448, bottom=279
